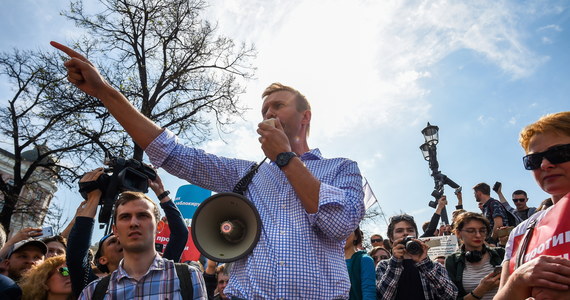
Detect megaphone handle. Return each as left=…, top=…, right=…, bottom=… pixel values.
left=233, top=157, right=268, bottom=195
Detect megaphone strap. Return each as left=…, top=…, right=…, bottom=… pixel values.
left=233, top=157, right=268, bottom=195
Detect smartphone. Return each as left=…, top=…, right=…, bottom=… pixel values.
left=37, top=226, right=54, bottom=239
left=493, top=266, right=502, bottom=276
left=493, top=181, right=502, bottom=192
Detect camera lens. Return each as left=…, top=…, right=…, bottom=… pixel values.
left=401, top=237, right=423, bottom=256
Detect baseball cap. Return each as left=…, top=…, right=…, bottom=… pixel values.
left=6, top=238, right=48, bottom=259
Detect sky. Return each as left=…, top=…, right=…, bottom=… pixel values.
left=1, top=0, right=569, bottom=241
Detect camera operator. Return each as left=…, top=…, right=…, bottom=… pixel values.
left=376, top=214, right=457, bottom=300
left=66, top=168, right=189, bottom=298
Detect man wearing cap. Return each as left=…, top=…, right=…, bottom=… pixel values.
left=4, top=238, right=47, bottom=281
left=0, top=224, right=22, bottom=299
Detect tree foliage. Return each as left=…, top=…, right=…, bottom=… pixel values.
left=63, top=0, right=256, bottom=160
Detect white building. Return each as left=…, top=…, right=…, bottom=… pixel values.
left=0, top=146, right=58, bottom=236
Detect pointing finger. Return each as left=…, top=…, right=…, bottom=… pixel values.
left=50, top=41, right=91, bottom=65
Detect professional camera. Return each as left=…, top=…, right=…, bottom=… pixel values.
left=79, top=156, right=157, bottom=224
left=400, top=236, right=423, bottom=256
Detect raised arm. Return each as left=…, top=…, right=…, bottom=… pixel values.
left=148, top=174, right=188, bottom=262
left=50, top=41, right=162, bottom=149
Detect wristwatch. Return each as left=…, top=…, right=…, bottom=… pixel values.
left=275, top=152, right=297, bottom=168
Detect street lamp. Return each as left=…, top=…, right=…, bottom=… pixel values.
left=419, top=122, right=460, bottom=225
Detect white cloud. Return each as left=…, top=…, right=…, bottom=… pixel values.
left=538, top=24, right=562, bottom=32
left=205, top=0, right=551, bottom=145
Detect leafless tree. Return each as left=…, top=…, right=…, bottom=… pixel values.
left=0, top=49, right=123, bottom=232
left=63, top=0, right=256, bottom=160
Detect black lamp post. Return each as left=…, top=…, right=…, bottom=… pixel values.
left=419, top=122, right=460, bottom=225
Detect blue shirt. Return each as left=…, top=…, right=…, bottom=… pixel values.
left=79, top=254, right=207, bottom=299
left=146, top=129, right=365, bottom=299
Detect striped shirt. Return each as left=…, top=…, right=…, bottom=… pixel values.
left=462, top=255, right=498, bottom=300
left=146, top=129, right=365, bottom=299
left=79, top=254, right=207, bottom=300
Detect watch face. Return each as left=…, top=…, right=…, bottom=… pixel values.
left=276, top=152, right=295, bottom=168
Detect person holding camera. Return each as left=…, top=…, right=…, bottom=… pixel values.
left=376, top=214, right=457, bottom=300
left=445, top=212, right=505, bottom=300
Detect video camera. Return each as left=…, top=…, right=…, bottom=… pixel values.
left=79, top=156, right=157, bottom=225
left=428, top=172, right=460, bottom=208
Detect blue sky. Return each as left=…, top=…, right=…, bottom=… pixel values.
left=1, top=0, right=569, bottom=240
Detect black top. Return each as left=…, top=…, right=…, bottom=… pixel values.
left=395, top=259, right=426, bottom=300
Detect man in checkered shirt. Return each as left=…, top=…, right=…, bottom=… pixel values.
left=53, top=41, right=366, bottom=299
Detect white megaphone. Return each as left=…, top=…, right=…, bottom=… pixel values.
left=191, top=192, right=262, bottom=263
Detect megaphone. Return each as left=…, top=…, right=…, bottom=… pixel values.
left=191, top=192, right=262, bottom=263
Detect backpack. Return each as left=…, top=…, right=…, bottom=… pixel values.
left=92, top=263, right=193, bottom=300
left=488, top=199, right=523, bottom=227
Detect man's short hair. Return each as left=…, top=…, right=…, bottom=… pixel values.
left=473, top=183, right=490, bottom=195
left=387, top=214, right=418, bottom=242
left=112, top=191, right=160, bottom=223
left=422, top=221, right=430, bottom=233
left=519, top=111, right=570, bottom=152
left=512, top=190, right=527, bottom=198
left=262, top=82, right=311, bottom=113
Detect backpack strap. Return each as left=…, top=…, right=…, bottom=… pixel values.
left=175, top=263, right=193, bottom=300
left=92, top=275, right=111, bottom=300
left=91, top=263, right=193, bottom=300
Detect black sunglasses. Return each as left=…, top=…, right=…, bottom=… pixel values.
left=523, top=144, right=570, bottom=170
left=371, top=238, right=383, bottom=243
left=512, top=198, right=526, bottom=203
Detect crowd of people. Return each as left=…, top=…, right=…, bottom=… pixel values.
left=0, top=40, right=566, bottom=299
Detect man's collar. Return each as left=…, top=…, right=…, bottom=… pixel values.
left=115, top=253, right=164, bottom=280
left=299, top=148, right=323, bottom=160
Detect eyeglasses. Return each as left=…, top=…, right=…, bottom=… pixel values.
left=59, top=267, right=70, bottom=277
left=371, top=239, right=383, bottom=243
left=523, top=143, right=570, bottom=170
left=461, top=228, right=488, bottom=235
left=512, top=198, right=526, bottom=203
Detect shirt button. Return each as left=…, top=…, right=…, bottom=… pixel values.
left=279, top=261, right=285, bottom=266
left=280, top=231, right=285, bottom=235
left=281, top=204, right=286, bottom=209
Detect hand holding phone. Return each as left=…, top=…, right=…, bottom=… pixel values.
left=493, top=181, right=502, bottom=192
left=492, top=266, right=502, bottom=276
left=36, top=226, right=54, bottom=239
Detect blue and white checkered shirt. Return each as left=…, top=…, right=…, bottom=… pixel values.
left=79, top=254, right=207, bottom=299
left=146, top=129, right=365, bottom=299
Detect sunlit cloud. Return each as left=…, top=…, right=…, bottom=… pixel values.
left=207, top=0, right=550, bottom=145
